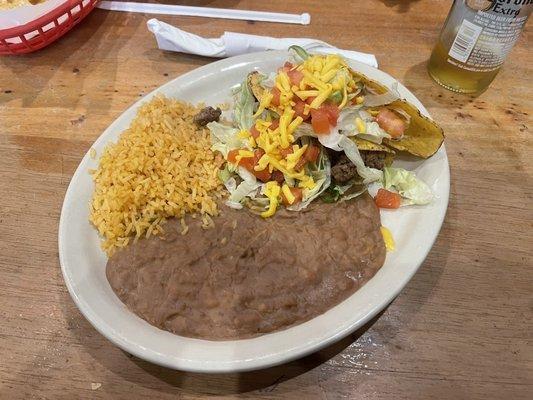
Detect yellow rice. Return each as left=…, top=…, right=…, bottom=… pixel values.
left=89, top=96, right=224, bottom=255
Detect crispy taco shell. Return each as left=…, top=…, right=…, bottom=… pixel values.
left=250, top=68, right=444, bottom=159
left=350, top=70, right=444, bottom=158
left=352, top=138, right=395, bottom=167
left=352, top=137, right=394, bottom=153
left=382, top=100, right=444, bottom=159
left=248, top=71, right=265, bottom=101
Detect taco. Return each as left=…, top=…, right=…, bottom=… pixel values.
left=351, top=69, right=445, bottom=159
left=248, top=49, right=444, bottom=160
left=213, top=45, right=444, bottom=214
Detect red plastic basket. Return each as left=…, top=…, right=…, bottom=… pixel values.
left=0, top=0, right=98, bottom=55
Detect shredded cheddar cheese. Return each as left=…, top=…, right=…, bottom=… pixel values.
left=229, top=52, right=361, bottom=217
left=254, top=91, right=273, bottom=117
left=261, top=181, right=281, bottom=218
left=381, top=226, right=395, bottom=251
left=235, top=150, right=253, bottom=162
left=355, top=117, right=366, bottom=134
left=281, top=184, right=295, bottom=204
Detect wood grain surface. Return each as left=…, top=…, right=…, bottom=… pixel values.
left=0, top=1, right=531, bottom=399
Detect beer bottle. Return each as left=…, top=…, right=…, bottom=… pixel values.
left=428, top=0, right=532, bottom=95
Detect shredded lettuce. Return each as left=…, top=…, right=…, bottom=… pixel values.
left=336, top=107, right=390, bottom=144
left=317, top=129, right=344, bottom=151
left=359, top=121, right=391, bottom=144
left=236, top=166, right=255, bottom=183
left=348, top=81, right=364, bottom=99
left=289, top=45, right=310, bottom=63
left=287, top=147, right=331, bottom=211
left=217, top=165, right=232, bottom=184
left=321, top=184, right=347, bottom=203
left=321, top=181, right=366, bottom=203
left=336, top=107, right=362, bottom=134
left=207, top=121, right=247, bottom=158
left=228, top=167, right=262, bottom=203
left=217, top=157, right=264, bottom=208
left=298, top=107, right=389, bottom=146
left=363, top=82, right=401, bottom=107
left=329, top=90, right=343, bottom=104
left=383, top=167, right=433, bottom=205
left=245, top=192, right=270, bottom=211
left=262, top=72, right=276, bottom=90
left=233, top=77, right=256, bottom=131
left=334, top=67, right=353, bottom=87
left=343, top=188, right=366, bottom=201
left=227, top=180, right=261, bottom=204
left=224, top=177, right=237, bottom=192
left=294, top=122, right=382, bottom=184
left=339, top=136, right=382, bottom=184
left=225, top=200, right=244, bottom=210
left=294, top=123, right=343, bottom=151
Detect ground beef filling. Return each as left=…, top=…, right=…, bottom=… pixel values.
left=193, top=106, right=222, bottom=126
left=106, top=194, right=386, bottom=340
left=331, top=152, right=387, bottom=183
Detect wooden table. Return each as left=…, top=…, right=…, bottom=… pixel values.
left=1, top=1, right=531, bottom=398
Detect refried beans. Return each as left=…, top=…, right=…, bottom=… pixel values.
left=106, top=193, right=386, bottom=340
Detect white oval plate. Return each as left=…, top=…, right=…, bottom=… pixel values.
left=59, top=51, right=449, bottom=373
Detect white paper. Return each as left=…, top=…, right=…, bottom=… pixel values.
left=0, top=0, right=67, bottom=30
left=147, top=18, right=378, bottom=67
left=0, top=0, right=92, bottom=45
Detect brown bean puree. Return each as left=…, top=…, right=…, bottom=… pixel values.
left=106, top=194, right=386, bottom=340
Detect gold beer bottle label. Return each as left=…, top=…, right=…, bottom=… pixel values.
left=428, top=0, right=532, bottom=94
left=465, top=0, right=494, bottom=12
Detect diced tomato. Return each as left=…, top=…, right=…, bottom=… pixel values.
left=278, top=61, right=294, bottom=73
left=253, top=168, right=271, bottom=182
left=304, top=144, right=320, bottom=163
left=295, top=156, right=308, bottom=171
left=271, top=87, right=281, bottom=107
left=271, top=170, right=285, bottom=184
left=287, top=69, right=304, bottom=86
left=250, top=125, right=260, bottom=139
left=295, top=142, right=320, bottom=170
left=309, top=102, right=339, bottom=135
left=376, top=108, right=406, bottom=139
left=227, top=148, right=270, bottom=182
left=237, top=156, right=254, bottom=172
left=269, top=119, right=280, bottom=131
left=305, top=96, right=316, bottom=105
left=253, top=148, right=265, bottom=161
left=294, top=98, right=309, bottom=120
left=321, top=103, right=340, bottom=126
left=247, top=149, right=267, bottom=182
left=279, top=147, right=293, bottom=158
left=251, top=149, right=269, bottom=182
left=310, top=109, right=331, bottom=134
left=291, top=187, right=303, bottom=204
left=375, top=189, right=401, bottom=209
left=281, top=187, right=303, bottom=206
left=227, top=149, right=240, bottom=164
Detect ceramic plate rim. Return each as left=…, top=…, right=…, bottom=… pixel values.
left=59, top=50, right=449, bottom=373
